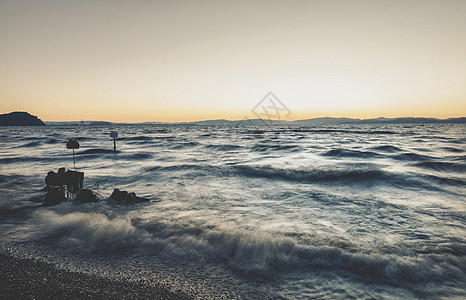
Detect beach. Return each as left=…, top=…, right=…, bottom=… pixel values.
left=0, top=250, right=189, bottom=300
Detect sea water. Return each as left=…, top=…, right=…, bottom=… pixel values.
left=0, top=123, right=465, bottom=298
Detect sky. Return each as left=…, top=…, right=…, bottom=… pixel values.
left=1, top=0, right=465, bottom=122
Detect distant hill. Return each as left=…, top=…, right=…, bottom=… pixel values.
left=0, top=112, right=45, bottom=126
left=45, top=121, right=115, bottom=126
left=23, top=115, right=466, bottom=126
left=183, top=117, right=466, bottom=125
left=292, top=117, right=361, bottom=125
left=181, top=119, right=288, bottom=126
left=357, top=117, right=466, bottom=124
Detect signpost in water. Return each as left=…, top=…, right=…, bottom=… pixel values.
left=66, top=139, right=80, bottom=167
left=110, top=131, right=118, bottom=152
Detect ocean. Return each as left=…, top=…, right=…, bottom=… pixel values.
left=0, top=123, right=465, bottom=299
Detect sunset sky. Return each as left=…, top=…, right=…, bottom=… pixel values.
left=1, top=0, right=465, bottom=122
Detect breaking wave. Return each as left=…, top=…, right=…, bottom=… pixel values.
left=27, top=210, right=466, bottom=282
left=234, top=164, right=389, bottom=182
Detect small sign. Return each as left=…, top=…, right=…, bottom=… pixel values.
left=66, top=139, right=79, bottom=149
left=110, top=131, right=118, bottom=151
left=66, top=139, right=79, bottom=167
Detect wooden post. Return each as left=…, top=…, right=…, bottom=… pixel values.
left=110, top=131, right=118, bottom=152
left=66, top=139, right=80, bottom=168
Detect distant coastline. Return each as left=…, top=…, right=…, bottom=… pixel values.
left=45, top=116, right=466, bottom=126
left=1, top=111, right=465, bottom=126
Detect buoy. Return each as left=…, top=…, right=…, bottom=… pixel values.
left=110, top=131, right=118, bottom=152
left=66, top=139, right=80, bottom=167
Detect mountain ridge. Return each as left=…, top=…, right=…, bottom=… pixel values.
left=3, top=111, right=464, bottom=126
left=44, top=116, right=466, bottom=125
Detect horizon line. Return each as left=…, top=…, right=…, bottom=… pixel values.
left=43, top=116, right=466, bottom=124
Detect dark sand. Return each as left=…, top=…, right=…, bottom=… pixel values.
left=0, top=251, right=191, bottom=299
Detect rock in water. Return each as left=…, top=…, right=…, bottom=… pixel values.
left=110, top=189, right=150, bottom=204
left=45, top=171, right=59, bottom=186
left=44, top=188, right=66, bottom=206
left=76, top=189, right=99, bottom=203
left=45, top=168, right=84, bottom=193
left=64, top=170, right=83, bottom=193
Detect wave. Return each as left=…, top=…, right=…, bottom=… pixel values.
left=19, top=136, right=43, bottom=141
left=414, top=161, right=466, bottom=173
left=169, top=141, right=200, bottom=150
left=143, top=163, right=216, bottom=174
left=451, top=155, right=466, bottom=163
left=252, top=143, right=300, bottom=152
left=290, top=129, right=398, bottom=135
left=416, top=135, right=456, bottom=141
left=75, top=148, right=152, bottom=159
left=234, top=164, right=389, bottom=182
left=18, top=141, right=43, bottom=148
left=143, top=128, right=169, bottom=134
left=121, top=152, right=153, bottom=160
left=441, top=147, right=464, bottom=153
left=250, top=130, right=266, bottom=134
left=74, top=137, right=94, bottom=141
left=370, top=145, right=403, bottom=153
left=30, top=211, right=138, bottom=252
left=140, top=162, right=461, bottom=191
left=77, top=149, right=116, bottom=155
left=233, top=164, right=465, bottom=191
left=142, top=163, right=390, bottom=183
left=323, top=149, right=382, bottom=158
left=391, top=152, right=436, bottom=162
left=18, top=139, right=70, bottom=147
left=28, top=210, right=466, bottom=282
left=118, top=136, right=153, bottom=141
left=47, top=138, right=60, bottom=144
left=423, top=174, right=466, bottom=186
left=204, top=144, right=241, bottom=151
left=0, top=156, right=66, bottom=164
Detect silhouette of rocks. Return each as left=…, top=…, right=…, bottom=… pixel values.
left=43, top=169, right=149, bottom=206
left=76, top=189, right=99, bottom=203
left=0, top=111, right=45, bottom=126
left=45, top=168, right=83, bottom=193
left=110, top=189, right=149, bottom=204
left=44, top=188, right=66, bottom=206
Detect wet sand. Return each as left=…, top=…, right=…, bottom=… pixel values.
left=0, top=251, right=190, bottom=299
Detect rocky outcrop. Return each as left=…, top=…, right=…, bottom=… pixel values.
left=45, top=168, right=83, bottom=193
left=44, top=187, right=66, bottom=206
left=44, top=167, right=87, bottom=205
left=110, top=189, right=150, bottom=204
left=0, top=111, right=45, bottom=126
left=43, top=169, right=150, bottom=206
left=75, top=189, right=99, bottom=203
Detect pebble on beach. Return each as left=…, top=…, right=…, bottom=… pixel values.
left=0, top=251, right=190, bottom=300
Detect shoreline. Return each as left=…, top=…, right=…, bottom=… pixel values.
left=0, top=250, right=190, bottom=299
